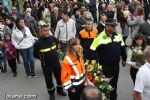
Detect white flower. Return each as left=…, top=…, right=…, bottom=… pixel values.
left=99, top=85, right=102, bottom=89
left=97, top=70, right=100, bottom=74
left=101, top=78, right=104, bottom=81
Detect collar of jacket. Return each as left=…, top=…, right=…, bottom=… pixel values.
left=100, top=21, right=105, bottom=26
left=15, top=26, right=27, bottom=32
left=65, top=51, right=82, bottom=62
left=85, top=28, right=93, bottom=32
left=105, top=30, right=117, bottom=37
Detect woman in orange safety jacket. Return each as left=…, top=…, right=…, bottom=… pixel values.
left=61, top=37, right=86, bottom=100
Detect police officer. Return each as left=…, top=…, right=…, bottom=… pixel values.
left=33, top=25, right=66, bottom=100
left=90, top=18, right=127, bottom=100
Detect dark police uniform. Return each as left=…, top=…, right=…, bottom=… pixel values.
left=33, top=36, right=63, bottom=95
left=90, top=30, right=127, bottom=100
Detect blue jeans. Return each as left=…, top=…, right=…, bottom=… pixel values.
left=19, top=46, right=35, bottom=76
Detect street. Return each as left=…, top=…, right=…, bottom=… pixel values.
left=0, top=59, right=133, bottom=100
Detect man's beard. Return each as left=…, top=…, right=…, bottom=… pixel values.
left=86, top=27, right=92, bottom=32
left=18, top=26, right=24, bottom=30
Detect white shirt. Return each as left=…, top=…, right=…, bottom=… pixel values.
left=127, top=48, right=136, bottom=66
left=54, top=18, right=76, bottom=43
left=134, top=61, right=150, bottom=100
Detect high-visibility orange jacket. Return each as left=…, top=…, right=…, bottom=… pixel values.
left=79, top=28, right=98, bottom=60
left=79, top=28, right=98, bottom=39
left=61, top=52, right=86, bottom=90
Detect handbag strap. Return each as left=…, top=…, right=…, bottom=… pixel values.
left=17, top=29, right=27, bottom=45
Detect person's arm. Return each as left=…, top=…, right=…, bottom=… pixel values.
left=33, top=41, right=40, bottom=59
left=61, top=61, right=73, bottom=90
left=126, top=49, right=136, bottom=66
left=90, top=36, right=100, bottom=51
left=8, top=43, right=16, bottom=55
left=78, top=30, right=84, bottom=47
left=127, top=16, right=139, bottom=26
left=121, top=45, right=127, bottom=66
left=133, top=68, right=145, bottom=100
left=120, top=34, right=127, bottom=61
left=27, top=27, right=37, bottom=41
left=11, top=30, right=20, bottom=49
left=133, top=91, right=142, bottom=100
left=72, top=21, right=76, bottom=37
left=54, top=21, right=60, bottom=39
left=119, top=33, right=127, bottom=66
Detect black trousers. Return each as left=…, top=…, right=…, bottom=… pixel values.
left=68, top=85, right=84, bottom=100
left=59, top=42, right=67, bottom=54
left=16, top=49, right=21, bottom=62
left=8, top=59, right=17, bottom=73
left=42, top=62, right=63, bottom=95
left=144, top=4, right=150, bottom=20
left=130, top=67, right=138, bottom=85
left=102, top=65, right=119, bottom=100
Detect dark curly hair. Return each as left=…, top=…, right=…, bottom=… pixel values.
left=132, top=34, right=147, bottom=50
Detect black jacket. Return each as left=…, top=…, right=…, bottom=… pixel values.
left=51, top=12, right=61, bottom=31
left=33, top=36, right=59, bottom=66
left=76, top=17, right=86, bottom=36
left=97, top=22, right=105, bottom=34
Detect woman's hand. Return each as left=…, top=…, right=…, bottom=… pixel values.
left=71, top=88, right=76, bottom=93
left=84, top=82, right=88, bottom=86
left=131, top=62, right=139, bottom=69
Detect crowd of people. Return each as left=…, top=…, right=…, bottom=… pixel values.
left=0, top=0, right=150, bottom=100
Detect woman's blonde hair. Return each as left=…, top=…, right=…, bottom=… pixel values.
left=66, top=38, right=80, bottom=54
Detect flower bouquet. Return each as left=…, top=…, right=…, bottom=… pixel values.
left=132, top=47, right=144, bottom=56
left=85, top=60, right=113, bottom=100
left=132, top=47, right=145, bottom=67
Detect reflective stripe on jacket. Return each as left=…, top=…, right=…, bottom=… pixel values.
left=90, top=30, right=125, bottom=51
